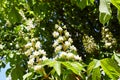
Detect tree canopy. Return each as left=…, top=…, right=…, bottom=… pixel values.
left=0, top=0, right=120, bottom=80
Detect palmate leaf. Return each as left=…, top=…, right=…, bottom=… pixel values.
left=100, top=58, right=120, bottom=80
left=99, top=0, right=111, bottom=25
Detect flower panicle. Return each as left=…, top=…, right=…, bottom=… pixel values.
left=52, top=24, right=81, bottom=61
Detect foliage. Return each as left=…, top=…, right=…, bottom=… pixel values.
left=0, top=0, right=120, bottom=80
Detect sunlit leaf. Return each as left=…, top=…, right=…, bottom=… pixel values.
left=99, top=0, right=111, bottom=25
left=111, top=0, right=120, bottom=10
left=114, top=53, right=120, bottom=65
left=53, top=61, right=61, bottom=76
left=62, top=61, right=84, bottom=77
left=101, top=58, right=120, bottom=80
left=92, top=67, right=101, bottom=80
left=87, top=59, right=100, bottom=75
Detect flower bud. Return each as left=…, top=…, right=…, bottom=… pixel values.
left=74, top=55, right=81, bottom=61
left=57, top=36, right=64, bottom=42
left=70, top=45, right=77, bottom=51
left=59, top=52, right=67, bottom=58
left=55, top=24, right=59, bottom=29
left=68, top=38, right=73, bottom=43
left=35, top=41, right=41, bottom=49
left=25, top=50, right=31, bottom=56
left=33, top=51, right=40, bottom=56
left=28, top=58, right=34, bottom=67
left=64, top=41, right=71, bottom=48
left=65, top=31, right=70, bottom=37
left=55, top=45, right=62, bottom=53
left=58, top=27, right=63, bottom=32
left=31, top=38, right=36, bottom=43
left=39, top=50, right=46, bottom=56
left=67, top=53, right=74, bottom=59
left=34, top=65, right=42, bottom=71
left=105, top=42, right=111, bottom=48
left=63, top=25, right=66, bottom=29
left=53, top=31, right=59, bottom=38
left=41, top=56, right=48, bottom=61
left=53, top=40, right=59, bottom=47
left=25, top=42, right=32, bottom=48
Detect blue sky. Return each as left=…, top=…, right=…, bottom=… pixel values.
left=0, top=64, right=10, bottom=80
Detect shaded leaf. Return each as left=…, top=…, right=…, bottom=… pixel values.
left=76, top=0, right=88, bottom=10
left=117, top=10, right=120, bottom=23
left=11, top=65, right=24, bottom=80
left=8, top=7, right=22, bottom=24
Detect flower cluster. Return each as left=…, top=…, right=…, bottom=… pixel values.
left=24, top=38, right=48, bottom=71
left=101, top=27, right=117, bottom=48
left=25, top=18, right=35, bottom=31
left=82, top=34, right=98, bottom=54
left=52, top=24, right=81, bottom=61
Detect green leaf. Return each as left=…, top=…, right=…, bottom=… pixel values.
left=114, top=53, right=120, bottom=65
left=11, top=65, right=24, bottom=80
left=41, top=60, right=56, bottom=67
left=90, top=0, right=94, bottom=4
left=87, top=59, right=100, bottom=75
left=76, top=0, right=88, bottom=10
left=100, top=58, right=120, bottom=80
left=23, top=72, right=33, bottom=80
left=99, top=0, right=111, bottom=25
left=14, top=26, right=21, bottom=33
left=117, top=10, right=120, bottom=23
left=92, top=67, right=101, bottom=80
left=53, top=61, right=61, bottom=76
left=62, top=61, right=84, bottom=76
left=111, top=0, right=120, bottom=10
left=42, top=60, right=61, bottom=76
left=8, top=6, right=22, bottom=24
